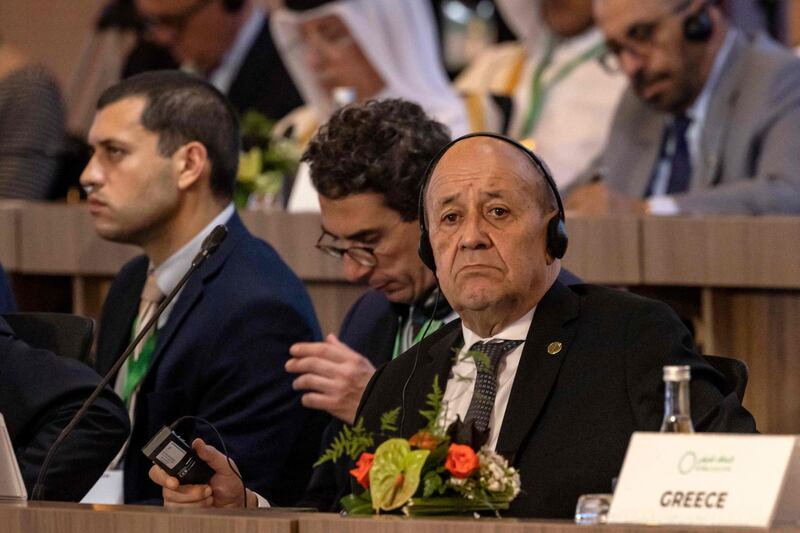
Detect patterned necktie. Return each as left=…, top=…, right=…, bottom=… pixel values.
left=666, top=114, right=692, bottom=194
left=463, top=339, right=524, bottom=433
left=122, top=273, right=164, bottom=405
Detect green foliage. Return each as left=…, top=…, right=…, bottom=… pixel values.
left=419, top=375, right=445, bottom=436
left=314, top=417, right=374, bottom=467
left=380, top=407, right=401, bottom=433
left=235, top=110, right=300, bottom=209
left=465, top=348, right=491, bottom=370
left=340, top=491, right=373, bottom=515
left=422, top=470, right=446, bottom=498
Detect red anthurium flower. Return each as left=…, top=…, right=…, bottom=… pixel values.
left=349, top=452, right=375, bottom=489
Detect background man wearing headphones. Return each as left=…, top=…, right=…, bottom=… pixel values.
left=354, top=133, right=756, bottom=517
left=566, top=0, right=800, bottom=215
left=133, top=0, right=302, bottom=120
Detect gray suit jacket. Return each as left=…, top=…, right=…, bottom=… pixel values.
left=579, top=30, right=800, bottom=214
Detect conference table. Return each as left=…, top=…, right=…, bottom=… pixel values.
left=2, top=501, right=798, bottom=533
left=1, top=202, right=799, bottom=435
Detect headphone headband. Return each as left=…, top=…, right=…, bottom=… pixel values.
left=417, top=132, right=566, bottom=230
left=417, top=131, right=568, bottom=270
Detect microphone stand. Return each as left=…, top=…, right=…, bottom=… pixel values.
left=31, top=225, right=228, bottom=500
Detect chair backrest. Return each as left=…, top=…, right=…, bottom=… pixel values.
left=2, top=312, right=94, bottom=364
left=703, top=354, right=749, bottom=403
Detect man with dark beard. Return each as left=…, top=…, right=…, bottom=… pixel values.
left=566, top=0, right=800, bottom=215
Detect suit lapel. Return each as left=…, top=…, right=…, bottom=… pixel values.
left=100, top=259, right=147, bottom=375
left=695, top=31, right=746, bottom=189
left=495, top=281, right=580, bottom=458
left=401, top=323, right=462, bottom=437
left=143, top=214, right=246, bottom=378
left=627, top=106, right=665, bottom=197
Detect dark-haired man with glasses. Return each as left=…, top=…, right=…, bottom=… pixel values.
left=132, top=0, right=302, bottom=120
left=566, top=0, right=800, bottom=215
left=149, top=99, right=454, bottom=510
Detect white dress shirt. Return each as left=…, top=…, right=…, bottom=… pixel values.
left=439, top=307, right=535, bottom=450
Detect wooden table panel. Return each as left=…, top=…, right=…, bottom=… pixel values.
left=0, top=201, right=20, bottom=270
left=2, top=503, right=796, bottom=533
left=642, top=217, right=800, bottom=288
left=561, top=215, right=640, bottom=285
left=296, top=513, right=790, bottom=533
left=1, top=502, right=296, bottom=533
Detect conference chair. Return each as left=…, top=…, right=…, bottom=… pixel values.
left=704, top=354, right=749, bottom=403
left=2, top=312, right=94, bottom=364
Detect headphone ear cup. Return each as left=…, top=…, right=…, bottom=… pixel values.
left=546, top=217, right=569, bottom=259
left=418, top=230, right=436, bottom=272
left=683, top=6, right=713, bottom=41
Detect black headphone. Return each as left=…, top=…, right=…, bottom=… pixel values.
left=222, top=0, right=246, bottom=13
left=683, top=0, right=714, bottom=42
left=417, top=132, right=568, bottom=272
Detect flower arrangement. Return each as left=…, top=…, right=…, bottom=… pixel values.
left=316, top=377, right=521, bottom=516
left=235, top=111, right=301, bottom=210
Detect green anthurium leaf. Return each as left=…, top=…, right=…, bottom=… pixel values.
left=369, top=439, right=430, bottom=511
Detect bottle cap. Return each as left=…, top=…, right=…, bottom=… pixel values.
left=663, top=365, right=691, bottom=382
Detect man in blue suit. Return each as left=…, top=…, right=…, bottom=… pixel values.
left=80, top=70, right=324, bottom=505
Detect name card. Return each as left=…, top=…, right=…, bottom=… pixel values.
left=607, top=432, right=800, bottom=528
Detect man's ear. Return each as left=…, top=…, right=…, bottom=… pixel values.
left=174, top=141, right=209, bottom=191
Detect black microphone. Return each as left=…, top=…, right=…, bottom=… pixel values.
left=31, top=224, right=229, bottom=500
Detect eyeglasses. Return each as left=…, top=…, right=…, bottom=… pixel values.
left=293, top=15, right=355, bottom=52
left=598, top=0, right=693, bottom=73
left=315, top=230, right=378, bottom=268
left=141, top=0, right=214, bottom=32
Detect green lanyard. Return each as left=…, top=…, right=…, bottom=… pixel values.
left=520, top=37, right=607, bottom=138
left=122, top=317, right=159, bottom=406
left=392, top=316, right=443, bottom=359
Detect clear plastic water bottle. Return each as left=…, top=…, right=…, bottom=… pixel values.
left=660, top=365, right=694, bottom=433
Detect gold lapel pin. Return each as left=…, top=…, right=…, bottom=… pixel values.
left=547, top=341, right=562, bottom=355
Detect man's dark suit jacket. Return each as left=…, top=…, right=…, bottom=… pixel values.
left=226, top=15, right=303, bottom=121
left=356, top=282, right=757, bottom=518
left=123, top=15, right=302, bottom=122
left=297, top=269, right=583, bottom=511
left=0, top=317, right=129, bottom=501
left=95, top=213, right=325, bottom=505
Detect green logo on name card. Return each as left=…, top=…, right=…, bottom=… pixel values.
left=678, top=451, right=734, bottom=474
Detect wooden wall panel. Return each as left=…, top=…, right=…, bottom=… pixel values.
left=642, top=217, right=800, bottom=288
left=17, top=204, right=138, bottom=275
left=703, top=289, right=800, bottom=434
